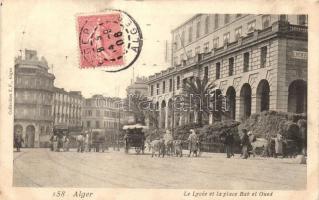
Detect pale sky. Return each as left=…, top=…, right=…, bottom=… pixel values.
left=11, top=0, right=192, bottom=98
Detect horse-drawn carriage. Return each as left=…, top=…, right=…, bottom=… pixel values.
left=123, top=124, right=147, bottom=154
left=90, top=129, right=108, bottom=152
left=51, top=124, right=69, bottom=151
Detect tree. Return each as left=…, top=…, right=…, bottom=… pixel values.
left=179, top=77, right=225, bottom=126
left=125, top=92, right=147, bottom=125
left=125, top=92, right=159, bottom=128
left=145, top=109, right=160, bottom=129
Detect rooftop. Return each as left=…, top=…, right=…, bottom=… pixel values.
left=148, top=21, right=308, bottom=83
left=15, top=49, right=50, bottom=70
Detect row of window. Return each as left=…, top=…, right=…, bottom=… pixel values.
left=85, top=99, right=118, bottom=108
left=150, top=75, right=183, bottom=96
left=83, top=109, right=122, bottom=118
left=85, top=120, right=119, bottom=129
left=14, top=107, right=52, bottom=118
left=175, top=14, right=244, bottom=49
left=54, top=112, right=81, bottom=118
left=15, top=76, right=53, bottom=89
left=55, top=117, right=81, bottom=125
left=208, top=46, right=268, bottom=80
left=173, top=15, right=307, bottom=57
left=15, top=91, right=52, bottom=103
left=152, top=46, right=268, bottom=96
left=174, top=17, right=273, bottom=65
left=54, top=103, right=81, bottom=110
left=54, top=94, right=82, bottom=104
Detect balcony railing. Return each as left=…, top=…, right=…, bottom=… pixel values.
left=289, top=24, right=308, bottom=33
left=148, top=21, right=307, bottom=82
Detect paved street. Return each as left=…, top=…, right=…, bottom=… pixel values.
left=13, top=148, right=306, bottom=189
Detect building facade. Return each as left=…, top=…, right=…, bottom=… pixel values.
left=126, top=76, right=148, bottom=96
left=14, top=49, right=55, bottom=147
left=125, top=76, right=148, bottom=124
left=53, top=88, right=83, bottom=128
left=82, top=95, right=123, bottom=131
left=147, top=14, right=307, bottom=129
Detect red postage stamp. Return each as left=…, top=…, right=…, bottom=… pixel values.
left=76, top=10, right=143, bottom=72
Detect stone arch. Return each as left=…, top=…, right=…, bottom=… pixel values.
left=240, top=83, right=252, bottom=120
left=155, top=101, right=159, bottom=111
left=256, top=79, right=270, bottom=112
left=26, top=125, right=35, bottom=148
left=151, top=101, right=160, bottom=127
left=168, top=99, right=173, bottom=128
left=213, top=89, right=223, bottom=121
left=288, top=80, right=307, bottom=113
left=226, top=86, right=236, bottom=120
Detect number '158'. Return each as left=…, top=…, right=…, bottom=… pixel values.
left=53, top=191, right=66, bottom=197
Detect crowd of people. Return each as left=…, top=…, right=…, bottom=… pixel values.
left=149, top=129, right=201, bottom=157
left=222, top=128, right=296, bottom=159
left=14, top=126, right=303, bottom=161
left=49, top=131, right=93, bottom=153
left=50, top=133, right=71, bottom=152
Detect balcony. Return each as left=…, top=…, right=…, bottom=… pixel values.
left=288, top=24, right=307, bottom=33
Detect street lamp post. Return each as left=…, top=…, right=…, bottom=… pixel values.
left=117, top=103, right=120, bottom=151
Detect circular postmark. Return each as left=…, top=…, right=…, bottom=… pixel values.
left=77, top=9, right=143, bottom=72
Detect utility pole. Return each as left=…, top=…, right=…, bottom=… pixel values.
left=172, top=73, right=175, bottom=135
left=117, top=100, right=121, bottom=151
left=171, top=38, right=176, bottom=135
left=117, top=86, right=120, bottom=151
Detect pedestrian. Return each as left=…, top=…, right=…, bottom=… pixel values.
left=53, top=135, right=58, bottom=152
left=163, top=130, right=173, bottom=156
left=262, top=135, right=272, bottom=157
left=188, top=129, right=199, bottom=157
left=84, top=131, right=90, bottom=152
left=57, top=133, right=63, bottom=152
left=76, top=134, right=84, bottom=153
left=63, top=136, right=70, bottom=152
left=274, top=133, right=283, bottom=158
left=241, top=129, right=250, bottom=159
left=49, top=133, right=54, bottom=151
left=14, top=130, right=24, bottom=152
left=224, top=129, right=234, bottom=158
left=248, top=131, right=257, bottom=157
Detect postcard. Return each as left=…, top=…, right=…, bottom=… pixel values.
left=0, top=0, right=318, bottom=200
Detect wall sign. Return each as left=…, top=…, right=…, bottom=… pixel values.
left=292, top=51, right=307, bottom=60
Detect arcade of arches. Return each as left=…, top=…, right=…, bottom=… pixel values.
left=14, top=124, right=36, bottom=147
left=14, top=123, right=52, bottom=148
left=149, top=79, right=307, bottom=129
left=288, top=80, right=307, bottom=114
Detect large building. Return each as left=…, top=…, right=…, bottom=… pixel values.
left=147, top=14, right=307, bottom=129
left=14, top=49, right=55, bottom=147
left=53, top=88, right=83, bottom=128
left=126, top=76, right=148, bottom=96
left=81, top=95, right=124, bottom=131
left=125, top=76, right=148, bottom=124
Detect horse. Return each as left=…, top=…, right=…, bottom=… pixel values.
left=164, top=139, right=174, bottom=156
left=173, top=140, right=183, bottom=157
left=76, top=134, right=85, bottom=152
left=150, top=139, right=165, bottom=158
left=188, top=140, right=200, bottom=157
left=249, top=138, right=268, bottom=157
